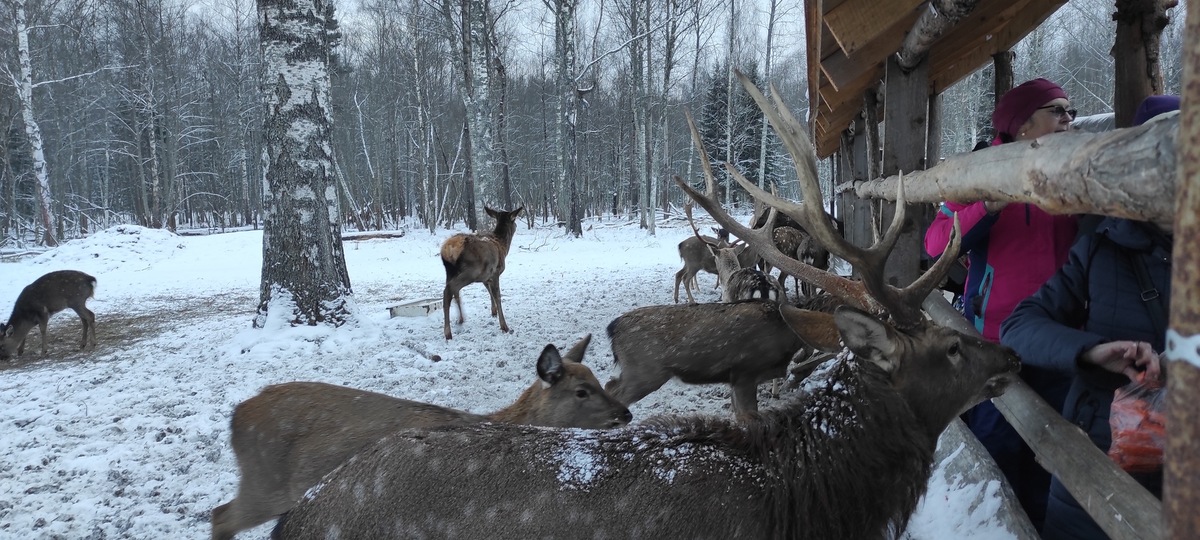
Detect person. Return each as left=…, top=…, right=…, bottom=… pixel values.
left=924, top=77, right=1080, bottom=530
left=999, top=95, right=1178, bottom=540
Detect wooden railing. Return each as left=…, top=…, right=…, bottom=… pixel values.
left=924, top=294, right=1164, bottom=540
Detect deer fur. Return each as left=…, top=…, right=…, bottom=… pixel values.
left=273, top=306, right=1021, bottom=540
left=211, top=334, right=630, bottom=540
left=1, top=269, right=97, bottom=361
left=440, top=206, right=524, bottom=339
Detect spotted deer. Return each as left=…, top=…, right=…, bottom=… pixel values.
left=210, top=334, right=629, bottom=540
left=273, top=71, right=1021, bottom=540
left=1, top=270, right=97, bottom=361
left=440, top=206, right=523, bottom=339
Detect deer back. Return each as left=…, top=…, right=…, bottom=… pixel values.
left=440, top=206, right=524, bottom=281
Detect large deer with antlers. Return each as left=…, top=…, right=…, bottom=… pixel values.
left=273, top=71, right=1020, bottom=540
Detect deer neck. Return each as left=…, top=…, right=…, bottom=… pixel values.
left=486, top=383, right=541, bottom=425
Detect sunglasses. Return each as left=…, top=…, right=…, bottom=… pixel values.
left=1037, top=104, right=1078, bottom=120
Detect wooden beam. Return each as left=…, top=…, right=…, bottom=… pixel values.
left=881, top=56, right=930, bottom=286
left=820, top=10, right=920, bottom=91
left=1166, top=3, right=1200, bottom=537
left=824, top=0, right=924, bottom=55
left=929, top=0, right=1065, bottom=93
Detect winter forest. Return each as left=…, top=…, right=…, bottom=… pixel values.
left=1, top=0, right=1187, bottom=249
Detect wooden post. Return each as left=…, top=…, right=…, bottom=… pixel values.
left=881, top=56, right=931, bottom=286
left=1165, top=2, right=1200, bottom=536
left=1112, top=0, right=1170, bottom=128
left=993, top=51, right=1015, bottom=105
left=843, top=116, right=875, bottom=249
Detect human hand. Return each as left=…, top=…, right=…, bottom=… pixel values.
left=1080, top=341, right=1162, bottom=383
left=984, top=201, right=1009, bottom=214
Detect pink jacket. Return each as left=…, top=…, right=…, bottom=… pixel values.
left=925, top=201, right=1077, bottom=342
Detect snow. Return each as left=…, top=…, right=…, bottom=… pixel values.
left=0, top=215, right=1016, bottom=539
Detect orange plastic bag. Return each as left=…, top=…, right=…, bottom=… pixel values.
left=1107, top=374, right=1166, bottom=474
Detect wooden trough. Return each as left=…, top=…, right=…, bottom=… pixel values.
left=388, top=297, right=443, bottom=318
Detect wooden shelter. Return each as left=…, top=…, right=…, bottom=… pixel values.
left=801, top=1, right=1188, bottom=538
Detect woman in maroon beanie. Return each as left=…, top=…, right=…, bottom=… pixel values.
left=924, top=78, right=1079, bottom=531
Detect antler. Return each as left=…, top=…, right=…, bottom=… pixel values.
left=678, top=69, right=962, bottom=328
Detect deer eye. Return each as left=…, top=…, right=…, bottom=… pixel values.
left=947, top=341, right=961, bottom=357
left=575, top=388, right=590, bottom=399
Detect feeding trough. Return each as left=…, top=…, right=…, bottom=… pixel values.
left=388, top=297, right=443, bottom=318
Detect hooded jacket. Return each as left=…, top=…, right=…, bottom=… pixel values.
left=1000, top=217, right=1172, bottom=443
left=925, top=201, right=1077, bottom=342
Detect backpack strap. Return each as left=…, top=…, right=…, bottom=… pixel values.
left=1121, top=247, right=1168, bottom=338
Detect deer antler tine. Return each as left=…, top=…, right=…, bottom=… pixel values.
left=685, top=111, right=719, bottom=200
left=865, top=171, right=907, bottom=265
left=901, top=213, right=963, bottom=307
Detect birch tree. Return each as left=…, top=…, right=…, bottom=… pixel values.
left=255, top=0, right=352, bottom=327
left=6, top=0, right=58, bottom=246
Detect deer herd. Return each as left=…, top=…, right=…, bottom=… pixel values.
left=2, top=73, right=1024, bottom=540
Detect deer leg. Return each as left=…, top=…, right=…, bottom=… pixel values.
left=673, top=269, right=687, bottom=303
left=485, top=279, right=509, bottom=333
left=75, top=306, right=96, bottom=350
left=37, top=318, right=49, bottom=356
left=211, top=496, right=288, bottom=540
left=729, top=378, right=761, bottom=421
left=442, top=285, right=456, bottom=340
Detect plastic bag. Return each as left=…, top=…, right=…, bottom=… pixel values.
left=1107, top=373, right=1166, bottom=473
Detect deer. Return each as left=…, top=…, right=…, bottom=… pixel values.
left=210, top=334, right=630, bottom=540
left=271, top=71, right=1022, bottom=540
left=681, top=202, right=784, bottom=304
left=440, top=206, right=523, bottom=339
left=1, top=269, right=97, bottom=361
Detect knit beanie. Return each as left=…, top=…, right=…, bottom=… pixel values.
left=991, top=78, right=1068, bottom=143
left=1133, top=95, right=1181, bottom=126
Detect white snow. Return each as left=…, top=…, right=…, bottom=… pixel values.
left=0, top=214, right=1016, bottom=539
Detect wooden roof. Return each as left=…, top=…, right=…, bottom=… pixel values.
left=806, top=0, right=1067, bottom=158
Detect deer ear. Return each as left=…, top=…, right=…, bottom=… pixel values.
left=537, top=344, right=565, bottom=387
left=485, top=207, right=499, bottom=219
left=778, top=304, right=841, bottom=351
left=833, top=306, right=900, bottom=372
left=513, top=206, right=525, bottom=217
left=561, top=334, right=592, bottom=365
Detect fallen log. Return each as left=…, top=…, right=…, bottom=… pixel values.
left=854, top=114, right=1178, bottom=226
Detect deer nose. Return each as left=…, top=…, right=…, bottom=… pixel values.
left=613, top=409, right=633, bottom=426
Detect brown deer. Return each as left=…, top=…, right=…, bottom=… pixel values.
left=210, top=334, right=630, bottom=540
left=440, top=206, right=523, bottom=339
left=272, top=72, right=1021, bottom=540
left=1, top=270, right=97, bottom=361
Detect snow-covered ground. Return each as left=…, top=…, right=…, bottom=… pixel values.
left=0, top=214, right=1016, bottom=539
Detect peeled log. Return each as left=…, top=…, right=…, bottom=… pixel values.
left=853, top=115, right=1178, bottom=225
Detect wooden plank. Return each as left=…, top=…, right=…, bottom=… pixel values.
left=824, top=0, right=924, bottom=55
left=806, top=0, right=825, bottom=138
left=820, top=8, right=921, bottom=91
left=929, top=0, right=1066, bottom=93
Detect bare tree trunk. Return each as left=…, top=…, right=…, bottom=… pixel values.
left=464, top=0, right=494, bottom=228
left=758, top=0, right=778, bottom=189
left=255, top=0, right=353, bottom=327
left=723, top=0, right=736, bottom=207
left=12, top=0, right=58, bottom=246
left=549, top=0, right=581, bottom=236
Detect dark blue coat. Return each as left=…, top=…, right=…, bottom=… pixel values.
left=1000, top=217, right=1170, bottom=539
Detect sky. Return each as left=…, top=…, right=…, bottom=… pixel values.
left=0, top=213, right=1021, bottom=539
